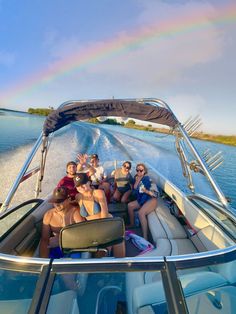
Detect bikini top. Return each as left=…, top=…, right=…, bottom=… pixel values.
left=79, top=193, right=101, bottom=218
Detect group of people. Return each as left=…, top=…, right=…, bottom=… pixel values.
left=39, top=154, right=158, bottom=259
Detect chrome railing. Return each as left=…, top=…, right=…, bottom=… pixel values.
left=0, top=133, right=43, bottom=213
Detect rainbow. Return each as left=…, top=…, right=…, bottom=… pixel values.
left=1, top=3, right=236, bottom=105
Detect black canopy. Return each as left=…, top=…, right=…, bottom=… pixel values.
left=43, top=99, right=178, bottom=136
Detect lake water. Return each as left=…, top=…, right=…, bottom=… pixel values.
left=0, top=109, right=235, bottom=210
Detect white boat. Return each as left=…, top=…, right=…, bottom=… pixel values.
left=0, top=98, right=236, bottom=314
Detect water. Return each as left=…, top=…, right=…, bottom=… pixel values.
left=0, top=110, right=235, bottom=210
left=0, top=109, right=45, bottom=153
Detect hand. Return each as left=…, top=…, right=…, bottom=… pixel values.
left=77, top=153, right=88, bottom=165
left=143, top=187, right=147, bottom=193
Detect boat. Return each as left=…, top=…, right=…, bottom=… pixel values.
left=0, top=98, right=236, bottom=314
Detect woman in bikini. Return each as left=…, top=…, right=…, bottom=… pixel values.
left=112, top=161, right=134, bottom=203
left=74, top=173, right=125, bottom=257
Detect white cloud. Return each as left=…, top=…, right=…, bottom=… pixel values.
left=41, top=0, right=225, bottom=94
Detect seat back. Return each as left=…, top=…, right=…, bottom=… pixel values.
left=60, top=217, right=125, bottom=254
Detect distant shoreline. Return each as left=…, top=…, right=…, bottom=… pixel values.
left=0, top=108, right=27, bottom=114
left=123, top=124, right=236, bottom=147
left=1, top=108, right=235, bottom=146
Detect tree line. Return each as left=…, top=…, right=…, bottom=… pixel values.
left=28, top=107, right=54, bottom=116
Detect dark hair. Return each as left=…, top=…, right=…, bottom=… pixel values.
left=66, top=161, right=77, bottom=168
left=122, top=161, right=132, bottom=169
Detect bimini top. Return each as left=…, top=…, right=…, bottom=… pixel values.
left=43, top=98, right=178, bottom=136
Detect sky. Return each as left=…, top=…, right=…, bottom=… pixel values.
left=0, top=0, right=235, bottom=135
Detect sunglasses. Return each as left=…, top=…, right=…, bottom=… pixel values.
left=136, top=169, right=144, bottom=172
left=123, top=165, right=131, bottom=170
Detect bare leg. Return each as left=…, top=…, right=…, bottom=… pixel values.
left=112, top=189, right=121, bottom=202
left=99, top=182, right=111, bottom=202
left=128, top=200, right=140, bottom=226
left=113, top=241, right=126, bottom=257
left=138, top=198, right=158, bottom=240
left=121, top=190, right=132, bottom=203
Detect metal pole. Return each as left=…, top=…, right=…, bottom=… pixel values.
left=154, top=100, right=229, bottom=209
left=0, top=133, right=43, bottom=213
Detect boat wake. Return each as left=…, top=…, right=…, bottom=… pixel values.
left=0, top=123, right=215, bottom=207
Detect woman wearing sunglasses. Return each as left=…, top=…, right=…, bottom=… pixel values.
left=112, top=161, right=134, bottom=203
left=74, top=173, right=125, bottom=257
left=128, top=163, right=158, bottom=240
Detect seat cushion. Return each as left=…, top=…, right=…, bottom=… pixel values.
left=192, top=225, right=232, bottom=252
left=155, top=199, right=187, bottom=239
left=170, top=239, right=198, bottom=255
left=147, top=212, right=167, bottom=241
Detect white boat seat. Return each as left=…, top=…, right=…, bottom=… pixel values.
left=170, top=238, right=197, bottom=255
left=191, top=225, right=232, bottom=252
left=133, top=271, right=228, bottom=313
left=154, top=198, right=187, bottom=239
left=186, top=286, right=236, bottom=313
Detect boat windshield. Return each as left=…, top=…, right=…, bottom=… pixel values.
left=0, top=200, right=43, bottom=239
left=188, top=195, right=236, bottom=241
left=0, top=246, right=236, bottom=314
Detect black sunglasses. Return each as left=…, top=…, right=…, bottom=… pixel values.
left=123, top=165, right=131, bottom=170
left=136, top=169, right=144, bottom=172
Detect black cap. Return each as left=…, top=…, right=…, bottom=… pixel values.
left=74, top=173, right=89, bottom=187
left=49, top=186, right=68, bottom=203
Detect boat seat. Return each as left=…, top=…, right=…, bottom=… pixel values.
left=108, top=202, right=127, bottom=214
left=133, top=271, right=228, bottom=314
left=191, top=225, right=232, bottom=252
left=150, top=198, right=187, bottom=240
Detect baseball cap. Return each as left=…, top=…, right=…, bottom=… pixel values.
left=49, top=186, right=68, bottom=203
left=90, top=154, right=98, bottom=160
left=74, top=172, right=89, bottom=187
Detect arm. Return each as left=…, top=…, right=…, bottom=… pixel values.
left=39, top=212, right=52, bottom=258
left=142, top=187, right=157, bottom=197
left=142, top=178, right=158, bottom=198
left=77, top=153, right=87, bottom=172
left=94, top=189, right=109, bottom=218
left=76, top=153, right=96, bottom=175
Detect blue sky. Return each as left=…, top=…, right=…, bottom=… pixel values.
left=0, top=0, right=235, bottom=135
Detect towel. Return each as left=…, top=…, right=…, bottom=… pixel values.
left=125, top=230, right=154, bottom=255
